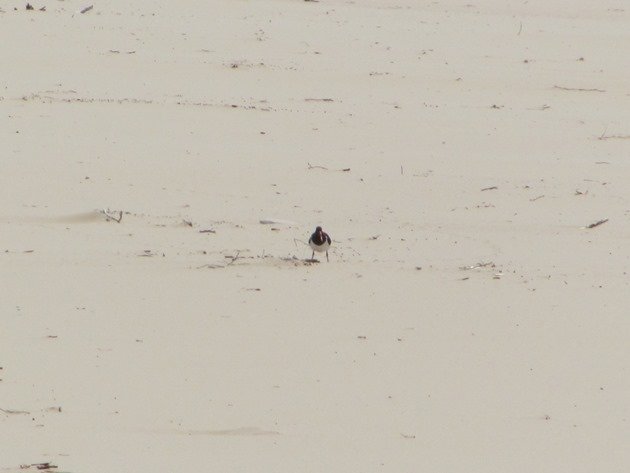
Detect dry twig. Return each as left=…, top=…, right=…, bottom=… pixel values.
left=226, top=251, right=240, bottom=266
left=597, top=131, right=630, bottom=141
left=307, top=163, right=328, bottom=170
left=20, top=463, right=58, bottom=470
left=586, top=218, right=608, bottom=229
left=553, top=85, right=605, bottom=93
left=307, top=163, right=350, bottom=172
left=0, top=407, right=30, bottom=415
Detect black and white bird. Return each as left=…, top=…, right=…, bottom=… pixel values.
left=308, top=226, right=332, bottom=262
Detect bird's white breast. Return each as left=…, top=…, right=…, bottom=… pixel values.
left=309, top=239, right=330, bottom=252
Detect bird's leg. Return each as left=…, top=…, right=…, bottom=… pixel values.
left=326, top=251, right=329, bottom=262
left=311, top=250, right=315, bottom=260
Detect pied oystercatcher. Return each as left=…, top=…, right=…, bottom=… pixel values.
left=308, top=226, right=332, bottom=262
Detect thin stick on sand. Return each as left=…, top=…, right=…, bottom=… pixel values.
left=585, top=218, right=608, bottom=229
left=307, top=162, right=328, bottom=170
left=226, top=251, right=240, bottom=266
left=597, top=127, right=630, bottom=140
left=553, top=85, right=605, bottom=93
left=294, top=238, right=308, bottom=248
left=307, top=163, right=351, bottom=172
left=0, top=407, right=31, bottom=415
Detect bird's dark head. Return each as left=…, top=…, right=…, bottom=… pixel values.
left=315, top=226, right=323, bottom=232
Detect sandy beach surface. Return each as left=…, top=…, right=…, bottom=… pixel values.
left=2, top=0, right=630, bottom=471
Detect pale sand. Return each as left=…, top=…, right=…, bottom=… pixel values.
left=2, top=0, right=630, bottom=471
